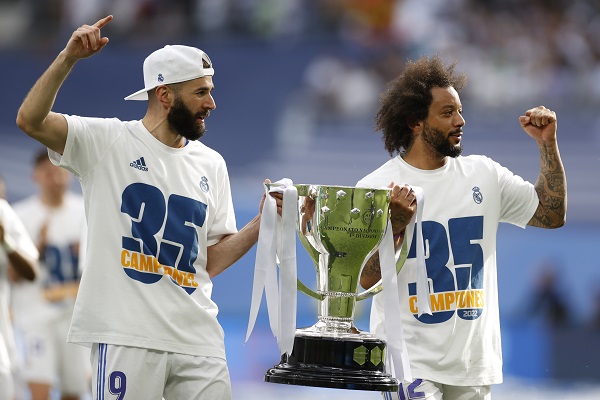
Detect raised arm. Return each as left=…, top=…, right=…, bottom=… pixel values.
left=16, top=15, right=113, bottom=154
left=519, top=106, right=567, bottom=229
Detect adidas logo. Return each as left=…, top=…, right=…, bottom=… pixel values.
left=130, top=157, right=148, bottom=171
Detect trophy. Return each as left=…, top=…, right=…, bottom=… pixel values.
left=263, top=184, right=399, bottom=392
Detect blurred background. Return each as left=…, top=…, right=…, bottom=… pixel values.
left=1, top=0, right=599, bottom=399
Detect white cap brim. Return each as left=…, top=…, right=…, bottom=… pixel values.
left=124, top=88, right=150, bottom=101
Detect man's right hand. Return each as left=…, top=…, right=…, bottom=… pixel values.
left=388, top=182, right=417, bottom=237
left=16, top=16, right=114, bottom=154
left=63, top=15, right=113, bottom=61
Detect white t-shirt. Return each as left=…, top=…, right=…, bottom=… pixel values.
left=357, top=155, right=538, bottom=386
left=49, top=115, right=237, bottom=359
left=12, top=192, right=85, bottom=326
left=0, top=199, right=39, bottom=372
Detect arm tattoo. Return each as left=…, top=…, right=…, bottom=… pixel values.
left=529, top=141, right=567, bottom=228
left=362, top=251, right=382, bottom=280
left=391, top=211, right=411, bottom=233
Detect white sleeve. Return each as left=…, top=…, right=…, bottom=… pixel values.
left=48, top=115, right=123, bottom=178
left=0, top=200, right=39, bottom=262
left=494, top=160, right=539, bottom=228
left=206, top=160, right=237, bottom=246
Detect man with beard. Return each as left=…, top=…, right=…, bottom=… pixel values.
left=358, top=56, right=566, bottom=400
left=16, top=15, right=282, bottom=400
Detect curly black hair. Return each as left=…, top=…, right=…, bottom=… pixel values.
left=376, top=55, right=467, bottom=156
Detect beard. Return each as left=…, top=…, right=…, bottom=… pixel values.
left=167, top=96, right=207, bottom=141
left=422, top=123, right=462, bottom=158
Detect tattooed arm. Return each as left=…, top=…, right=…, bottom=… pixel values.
left=519, top=106, right=567, bottom=228
left=360, top=230, right=405, bottom=290
left=360, top=252, right=382, bottom=290
left=360, top=184, right=413, bottom=289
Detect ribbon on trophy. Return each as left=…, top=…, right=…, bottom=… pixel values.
left=377, top=185, right=429, bottom=382
left=246, top=178, right=298, bottom=356
left=408, top=186, right=430, bottom=317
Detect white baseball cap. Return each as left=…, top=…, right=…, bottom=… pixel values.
left=124, top=45, right=214, bottom=101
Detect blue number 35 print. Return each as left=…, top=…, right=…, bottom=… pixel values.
left=407, top=216, right=485, bottom=324
left=120, top=183, right=207, bottom=294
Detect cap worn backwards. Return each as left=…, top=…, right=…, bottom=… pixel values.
left=124, top=45, right=214, bottom=101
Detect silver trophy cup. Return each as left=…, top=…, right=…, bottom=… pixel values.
left=264, top=184, right=398, bottom=392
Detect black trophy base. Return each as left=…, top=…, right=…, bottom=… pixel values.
left=265, top=333, right=398, bottom=392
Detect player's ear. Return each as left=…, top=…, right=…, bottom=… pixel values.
left=407, top=117, right=422, bottom=133
left=154, top=85, right=173, bottom=110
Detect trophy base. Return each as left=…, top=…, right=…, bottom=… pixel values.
left=264, top=331, right=398, bottom=392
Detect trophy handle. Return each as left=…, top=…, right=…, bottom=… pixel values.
left=297, top=279, right=325, bottom=301
left=355, top=238, right=409, bottom=301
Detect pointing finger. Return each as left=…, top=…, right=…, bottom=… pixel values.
left=94, top=15, right=113, bottom=29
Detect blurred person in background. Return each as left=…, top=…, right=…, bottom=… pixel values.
left=586, top=287, right=600, bottom=332
left=0, top=189, right=38, bottom=399
left=11, top=149, right=89, bottom=400
left=527, top=261, right=570, bottom=329
left=15, top=14, right=282, bottom=400
left=358, top=55, right=567, bottom=400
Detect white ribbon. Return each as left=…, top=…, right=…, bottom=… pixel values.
left=379, top=218, right=412, bottom=381
left=246, top=179, right=298, bottom=356
left=377, top=185, right=429, bottom=382
left=406, top=187, right=431, bottom=317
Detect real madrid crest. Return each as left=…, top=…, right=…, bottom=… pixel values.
left=200, top=176, right=209, bottom=193
left=472, top=186, right=483, bottom=204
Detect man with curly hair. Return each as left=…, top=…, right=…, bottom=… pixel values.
left=359, top=55, right=567, bottom=399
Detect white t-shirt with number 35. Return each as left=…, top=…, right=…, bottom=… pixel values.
left=357, top=154, right=538, bottom=386
left=50, top=115, right=237, bottom=359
